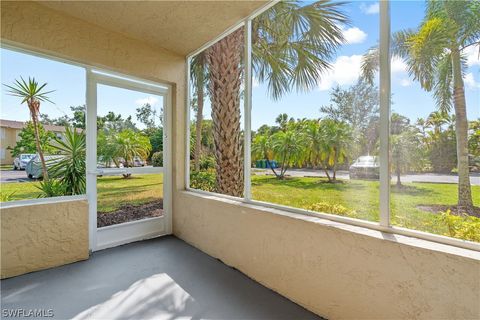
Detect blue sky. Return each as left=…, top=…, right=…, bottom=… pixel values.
left=1, top=1, right=479, bottom=130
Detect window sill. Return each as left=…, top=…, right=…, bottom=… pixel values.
left=0, top=194, right=87, bottom=209
left=182, top=190, right=480, bottom=259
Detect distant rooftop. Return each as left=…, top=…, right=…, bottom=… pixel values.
left=0, top=119, right=70, bottom=132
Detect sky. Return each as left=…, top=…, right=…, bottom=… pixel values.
left=1, top=1, right=479, bottom=130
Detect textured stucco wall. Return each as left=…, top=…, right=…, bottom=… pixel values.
left=174, top=192, right=480, bottom=319
left=1, top=200, right=89, bottom=279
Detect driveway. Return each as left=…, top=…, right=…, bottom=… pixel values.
left=253, top=168, right=480, bottom=186
left=0, top=169, right=34, bottom=183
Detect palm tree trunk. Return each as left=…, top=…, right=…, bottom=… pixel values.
left=194, top=60, right=205, bottom=171
left=207, top=28, right=244, bottom=196
left=452, top=49, right=473, bottom=210
left=29, top=103, right=49, bottom=181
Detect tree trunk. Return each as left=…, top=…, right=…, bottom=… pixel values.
left=206, top=28, right=244, bottom=197
left=29, top=101, right=49, bottom=181
left=194, top=56, right=205, bottom=171
left=452, top=49, right=473, bottom=210
left=396, top=160, right=401, bottom=187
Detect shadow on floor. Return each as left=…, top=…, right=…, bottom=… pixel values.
left=1, top=236, right=322, bottom=320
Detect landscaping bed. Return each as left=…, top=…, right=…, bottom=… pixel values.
left=97, top=200, right=163, bottom=228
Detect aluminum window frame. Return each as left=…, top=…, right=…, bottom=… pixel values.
left=185, top=1, right=480, bottom=252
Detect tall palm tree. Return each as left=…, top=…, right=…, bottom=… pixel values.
left=362, top=0, right=479, bottom=210
left=5, top=77, right=54, bottom=180
left=190, top=52, right=208, bottom=171
left=199, top=1, right=347, bottom=196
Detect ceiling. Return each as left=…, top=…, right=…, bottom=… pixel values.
left=37, top=1, right=268, bottom=56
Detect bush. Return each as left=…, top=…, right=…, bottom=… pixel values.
left=152, top=151, right=163, bottom=167
left=199, top=155, right=215, bottom=170
left=438, top=210, right=480, bottom=242
left=190, top=169, right=216, bottom=192
left=306, top=201, right=357, bottom=217
left=0, top=192, right=15, bottom=202
left=36, top=179, right=67, bottom=198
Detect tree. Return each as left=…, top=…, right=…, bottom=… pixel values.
left=252, top=134, right=280, bottom=178
left=200, top=1, right=347, bottom=196
left=113, top=130, right=151, bottom=168
left=271, top=129, right=306, bottom=179
left=320, top=81, right=379, bottom=159
left=48, top=127, right=86, bottom=195
left=4, top=77, right=54, bottom=180
left=136, top=103, right=159, bottom=131
left=9, top=122, right=55, bottom=157
left=190, top=52, right=208, bottom=171
left=390, top=115, right=422, bottom=186
left=361, top=1, right=479, bottom=210
left=318, top=119, right=352, bottom=182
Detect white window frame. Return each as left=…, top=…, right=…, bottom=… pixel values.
left=184, top=1, right=480, bottom=252
left=1, top=42, right=173, bottom=252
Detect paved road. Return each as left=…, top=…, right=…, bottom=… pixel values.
left=2, top=168, right=480, bottom=185
left=0, top=169, right=34, bottom=183
left=253, top=168, right=480, bottom=185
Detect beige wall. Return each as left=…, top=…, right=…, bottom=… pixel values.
left=0, top=127, right=18, bottom=164
left=1, top=199, right=89, bottom=279
left=174, top=192, right=480, bottom=319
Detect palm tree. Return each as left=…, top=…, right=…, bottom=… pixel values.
left=251, top=134, right=281, bottom=178
left=199, top=1, right=347, bottom=196
left=115, top=129, right=152, bottom=168
left=4, top=77, right=54, bottom=180
left=319, top=119, right=352, bottom=182
left=271, top=129, right=306, bottom=179
left=190, top=52, right=208, bottom=171
left=362, top=0, right=478, bottom=210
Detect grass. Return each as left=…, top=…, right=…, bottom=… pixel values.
left=0, top=164, right=13, bottom=171
left=0, top=173, right=163, bottom=213
left=251, top=175, right=480, bottom=237
left=1, top=172, right=478, bottom=240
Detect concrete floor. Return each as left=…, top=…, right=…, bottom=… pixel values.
left=1, top=236, right=322, bottom=320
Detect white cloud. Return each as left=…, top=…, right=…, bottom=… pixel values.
left=391, top=56, right=408, bottom=74
left=319, top=55, right=363, bottom=91
left=464, top=45, right=480, bottom=67
left=360, top=2, right=379, bottom=15
left=342, top=27, right=367, bottom=44
left=399, top=78, right=411, bottom=87
left=135, top=96, right=159, bottom=106
left=464, top=72, right=480, bottom=89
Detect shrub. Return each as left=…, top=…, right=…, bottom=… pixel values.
left=152, top=151, right=163, bottom=167
left=199, top=155, right=215, bottom=170
left=438, top=210, right=480, bottom=242
left=306, top=201, right=357, bottom=217
left=36, top=179, right=67, bottom=198
left=190, top=169, right=216, bottom=192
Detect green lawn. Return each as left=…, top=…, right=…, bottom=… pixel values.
left=0, top=173, right=163, bottom=213
left=1, top=173, right=478, bottom=240
left=251, top=175, right=480, bottom=238
left=0, top=164, right=13, bottom=171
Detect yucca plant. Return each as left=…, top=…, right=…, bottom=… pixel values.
left=4, top=77, right=54, bottom=181
left=48, top=127, right=86, bottom=195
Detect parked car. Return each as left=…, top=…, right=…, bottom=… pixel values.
left=119, top=156, right=146, bottom=167
left=349, top=156, right=380, bottom=180
left=25, top=155, right=63, bottom=179
left=97, top=156, right=124, bottom=169
left=13, top=153, right=35, bottom=170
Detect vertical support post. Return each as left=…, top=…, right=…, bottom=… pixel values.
left=185, top=57, right=191, bottom=190
left=164, top=89, right=173, bottom=234
left=86, top=69, right=98, bottom=251
left=379, top=0, right=391, bottom=227
left=243, top=19, right=253, bottom=200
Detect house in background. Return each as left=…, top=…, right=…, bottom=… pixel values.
left=0, top=119, right=68, bottom=164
